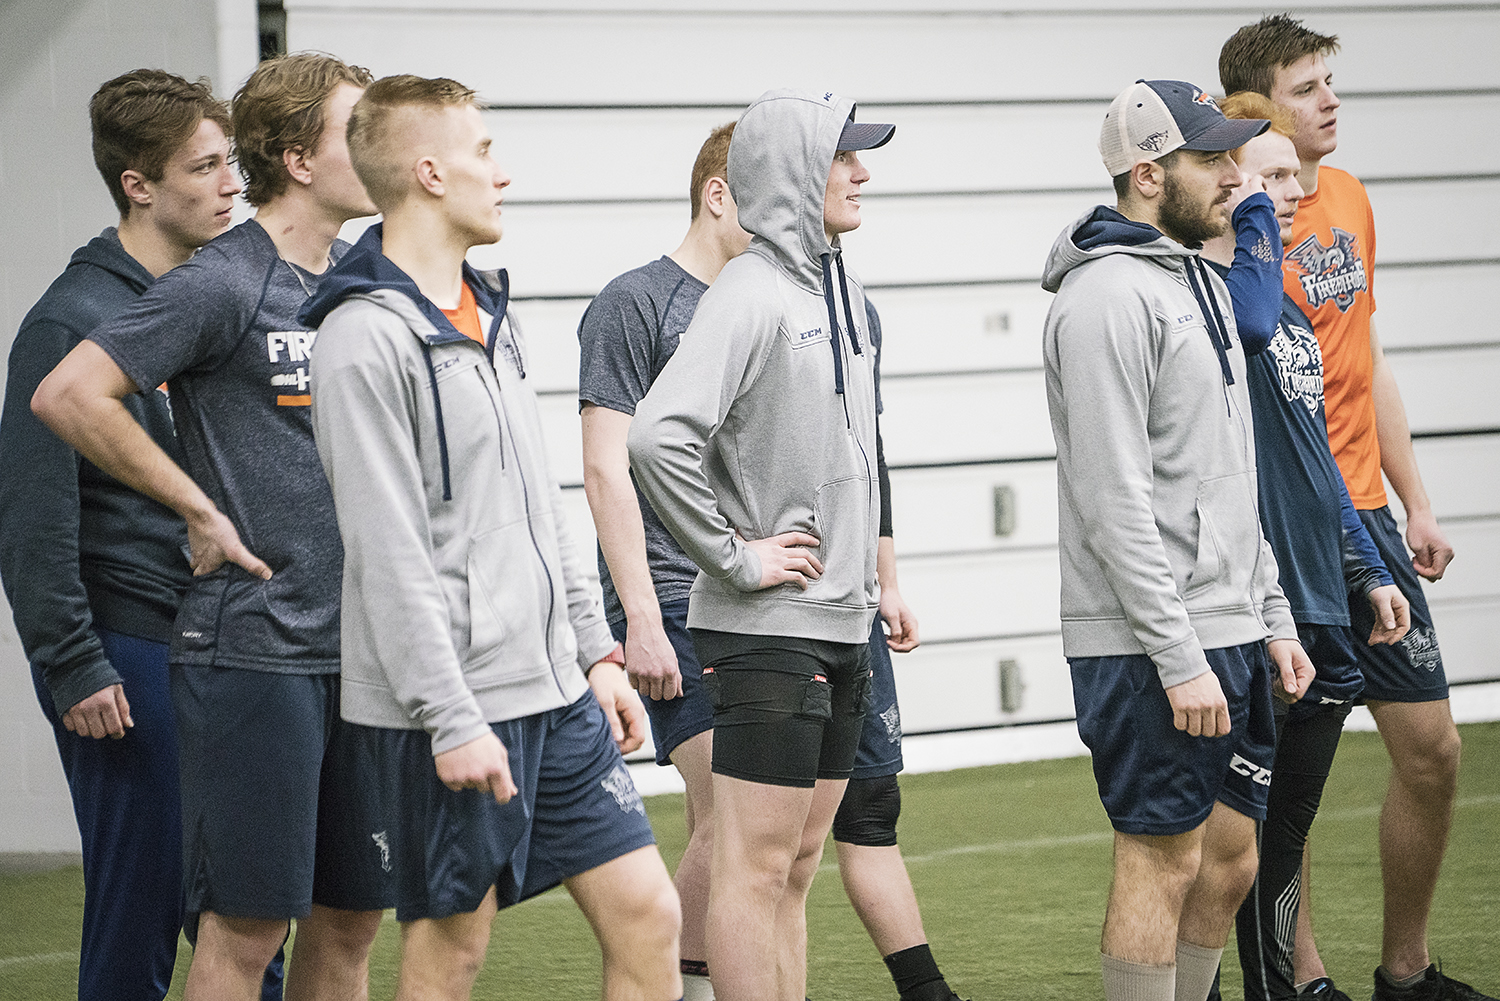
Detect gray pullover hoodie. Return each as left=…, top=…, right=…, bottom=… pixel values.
left=628, top=89, right=880, bottom=644
left=1041, top=206, right=1297, bottom=690
left=306, top=239, right=615, bottom=755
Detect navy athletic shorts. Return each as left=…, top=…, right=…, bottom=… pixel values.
left=1070, top=641, right=1276, bottom=836
left=172, top=664, right=349, bottom=920
left=691, top=628, right=871, bottom=789
left=1287, top=622, right=1364, bottom=723
left=1350, top=506, right=1448, bottom=703
left=321, top=692, right=656, bottom=922
left=852, top=615, right=904, bottom=780
left=612, top=600, right=713, bottom=766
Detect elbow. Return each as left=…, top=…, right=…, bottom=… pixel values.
left=30, top=372, right=68, bottom=431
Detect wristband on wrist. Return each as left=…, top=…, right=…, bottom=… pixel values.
left=588, top=642, right=626, bottom=675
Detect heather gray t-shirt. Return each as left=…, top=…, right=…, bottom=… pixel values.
left=577, top=256, right=707, bottom=623
left=89, top=219, right=347, bottom=674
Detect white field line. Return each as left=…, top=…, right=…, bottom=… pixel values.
left=819, top=792, right=1500, bottom=872
left=4, top=796, right=1496, bottom=965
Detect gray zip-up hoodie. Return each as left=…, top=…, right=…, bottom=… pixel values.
left=628, top=89, right=880, bottom=644
left=1042, top=206, right=1297, bottom=690
left=305, top=233, right=615, bottom=754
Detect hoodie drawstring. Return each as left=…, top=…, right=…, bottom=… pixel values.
left=834, top=253, right=862, bottom=357
left=820, top=250, right=863, bottom=398
left=420, top=342, right=453, bottom=502
left=820, top=253, right=846, bottom=395
left=1183, top=256, right=1235, bottom=389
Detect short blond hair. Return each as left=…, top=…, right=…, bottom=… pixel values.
left=346, top=75, right=478, bottom=211
left=1218, top=91, right=1297, bottom=162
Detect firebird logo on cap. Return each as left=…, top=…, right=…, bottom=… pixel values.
left=1137, top=131, right=1170, bottom=153
left=1193, top=89, right=1219, bottom=109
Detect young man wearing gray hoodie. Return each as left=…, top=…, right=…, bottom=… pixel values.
left=1041, top=80, right=1314, bottom=1001
left=628, top=89, right=893, bottom=1001
left=303, top=75, right=681, bottom=1001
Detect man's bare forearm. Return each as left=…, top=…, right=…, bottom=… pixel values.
left=33, top=340, right=215, bottom=525
left=1370, top=321, right=1432, bottom=518
left=580, top=406, right=663, bottom=626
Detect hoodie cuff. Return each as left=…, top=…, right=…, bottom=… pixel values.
left=727, top=541, right=763, bottom=592
left=1261, top=595, right=1300, bottom=644
left=426, top=697, right=493, bottom=757
left=1150, top=635, right=1212, bottom=691
left=44, top=656, right=124, bottom=718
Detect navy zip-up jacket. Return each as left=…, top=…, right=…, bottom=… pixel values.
left=0, top=229, right=191, bottom=713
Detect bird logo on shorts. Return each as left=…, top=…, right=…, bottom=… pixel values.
left=602, top=765, right=646, bottom=816
left=371, top=830, right=392, bottom=873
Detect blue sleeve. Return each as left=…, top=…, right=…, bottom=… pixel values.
left=1337, top=471, right=1395, bottom=594
left=1223, top=193, right=1282, bottom=357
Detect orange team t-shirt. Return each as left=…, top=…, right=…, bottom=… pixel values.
left=441, top=281, right=485, bottom=345
left=1282, top=165, right=1384, bottom=509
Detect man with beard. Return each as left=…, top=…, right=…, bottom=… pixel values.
left=1041, top=79, right=1313, bottom=1001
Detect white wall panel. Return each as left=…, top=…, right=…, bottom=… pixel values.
left=289, top=7, right=1500, bottom=105
left=897, top=549, right=1060, bottom=643
left=1377, top=264, right=1500, bottom=351
left=1386, top=347, right=1500, bottom=434
left=892, top=635, right=1072, bottom=732
left=887, top=461, right=1057, bottom=555
left=1402, top=435, right=1500, bottom=521
left=453, top=179, right=1500, bottom=297
left=488, top=95, right=1500, bottom=206
left=1428, top=597, right=1500, bottom=684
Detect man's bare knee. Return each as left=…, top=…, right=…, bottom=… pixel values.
left=200, top=912, right=290, bottom=976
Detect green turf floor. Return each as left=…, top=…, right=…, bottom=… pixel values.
left=2, top=723, right=1496, bottom=1000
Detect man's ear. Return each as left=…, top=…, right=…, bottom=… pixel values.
left=119, top=170, right=152, bottom=211
left=283, top=145, right=313, bottom=188
left=702, top=176, right=729, bottom=219
left=414, top=155, right=445, bottom=197
left=1132, top=159, right=1165, bottom=200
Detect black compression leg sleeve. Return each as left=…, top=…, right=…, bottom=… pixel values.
left=1234, top=704, right=1351, bottom=1001
left=832, top=773, right=901, bottom=847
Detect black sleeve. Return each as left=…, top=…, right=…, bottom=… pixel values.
left=0, top=318, right=120, bottom=713
left=877, top=424, right=893, bottom=538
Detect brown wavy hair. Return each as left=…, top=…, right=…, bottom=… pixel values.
left=1220, top=14, right=1340, bottom=99
left=232, top=52, right=373, bottom=206
left=90, top=70, right=231, bottom=216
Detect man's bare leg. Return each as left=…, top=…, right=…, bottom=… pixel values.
left=836, top=841, right=926, bottom=954
left=776, top=778, right=848, bottom=1000
left=568, top=844, right=683, bottom=1000
left=1177, top=804, right=1259, bottom=1001
left=706, top=773, right=824, bottom=1001
left=1291, top=842, right=1330, bottom=985
left=185, top=912, right=292, bottom=1001
left=1368, top=698, right=1461, bottom=979
left=670, top=731, right=715, bottom=986
left=395, top=888, right=498, bottom=1001
left=285, top=904, right=383, bottom=1001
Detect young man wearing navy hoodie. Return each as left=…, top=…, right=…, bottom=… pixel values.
left=0, top=70, right=242, bottom=1001
left=628, top=90, right=894, bottom=1001
left=302, top=75, right=681, bottom=1001
left=33, top=54, right=384, bottom=1001
left=1041, top=80, right=1314, bottom=1001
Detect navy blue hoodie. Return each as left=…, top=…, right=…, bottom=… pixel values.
left=0, top=229, right=191, bottom=713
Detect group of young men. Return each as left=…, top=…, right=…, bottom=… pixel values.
left=0, top=12, right=1488, bottom=1001
left=1045, top=14, right=1487, bottom=1001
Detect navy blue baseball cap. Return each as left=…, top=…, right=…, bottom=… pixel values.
left=838, top=107, right=895, bottom=151
left=1100, top=79, right=1267, bottom=175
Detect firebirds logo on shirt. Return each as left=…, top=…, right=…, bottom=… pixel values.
left=1285, top=227, right=1368, bottom=312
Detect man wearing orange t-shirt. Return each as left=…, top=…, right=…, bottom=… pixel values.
left=1220, top=16, right=1490, bottom=1001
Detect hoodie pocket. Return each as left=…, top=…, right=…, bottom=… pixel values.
left=465, top=524, right=549, bottom=681
left=1183, top=471, right=1259, bottom=605
left=806, top=474, right=871, bottom=608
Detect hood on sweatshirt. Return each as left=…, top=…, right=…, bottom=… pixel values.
left=1042, top=205, right=1237, bottom=388
left=729, top=89, right=880, bottom=396
left=299, top=223, right=517, bottom=501
left=71, top=228, right=155, bottom=297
